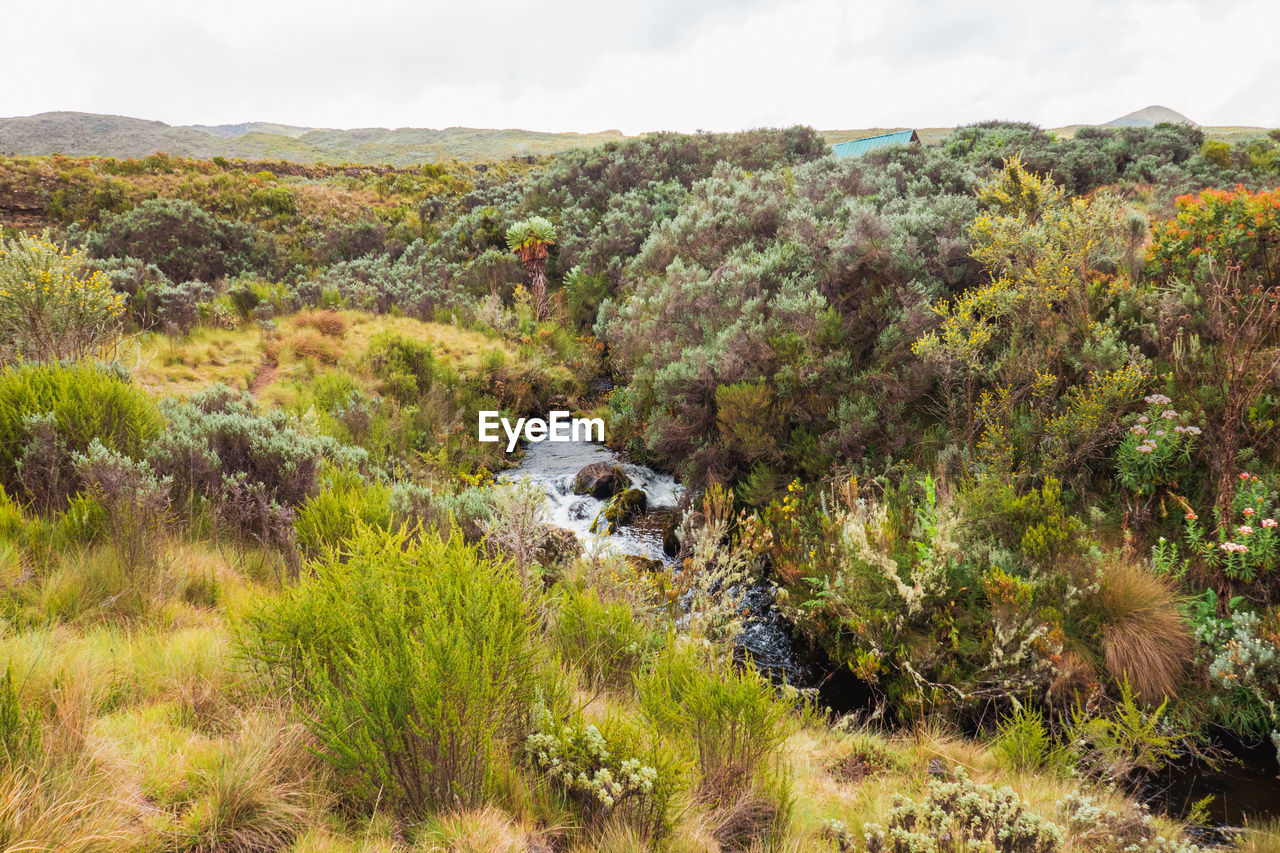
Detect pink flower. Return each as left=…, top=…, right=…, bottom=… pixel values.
left=1263, top=519, right=1277, bottom=529
left=1161, top=410, right=1178, bottom=420
left=1145, top=394, right=1172, bottom=405
left=1130, top=425, right=1148, bottom=435
left=1239, top=525, right=1253, bottom=536
left=1241, top=472, right=1252, bottom=480
left=1186, top=511, right=1198, bottom=521
left=1137, top=445, right=1154, bottom=454
left=1244, top=507, right=1255, bottom=516
left=1138, top=415, right=1150, bottom=424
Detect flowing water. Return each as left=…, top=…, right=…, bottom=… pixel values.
left=499, top=437, right=683, bottom=563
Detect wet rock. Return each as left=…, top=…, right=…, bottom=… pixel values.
left=567, top=499, right=592, bottom=521
left=572, top=462, right=626, bottom=499
left=538, top=526, right=582, bottom=568
left=626, top=555, right=665, bottom=574
left=661, top=512, right=682, bottom=557
left=593, top=488, right=648, bottom=534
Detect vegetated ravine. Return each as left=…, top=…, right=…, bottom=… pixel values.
left=505, top=432, right=1280, bottom=835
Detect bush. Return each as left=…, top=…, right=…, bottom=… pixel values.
left=293, top=470, right=392, bottom=558
left=637, top=639, right=793, bottom=843
left=0, top=233, right=124, bottom=364
left=525, top=708, right=677, bottom=838
left=71, top=439, right=171, bottom=586
left=859, top=769, right=1063, bottom=853
left=240, top=526, right=546, bottom=819
left=552, top=585, right=655, bottom=691
left=0, top=362, right=162, bottom=511
left=87, top=198, right=267, bottom=283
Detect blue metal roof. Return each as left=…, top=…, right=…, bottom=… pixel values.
left=831, top=129, right=919, bottom=157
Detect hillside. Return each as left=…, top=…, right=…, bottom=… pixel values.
left=0, top=111, right=627, bottom=164
left=1104, top=104, right=1196, bottom=127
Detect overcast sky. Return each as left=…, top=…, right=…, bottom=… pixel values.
left=3, top=0, right=1277, bottom=133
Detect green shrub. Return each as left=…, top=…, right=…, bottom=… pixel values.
left=294, top=470, right=392, bottom=558
left=240, top=526, right=546, bottom=819
left=366, top=331, right=437, bottom=403
left=637, top=639, right=793, bottom=842
left=990, top=704, right=1069, bottom=774
left=0, top=362, right=162, bottom=509
left=87, top=197, right=268, bottom=283
left=552, top=585, right=655, bottom=691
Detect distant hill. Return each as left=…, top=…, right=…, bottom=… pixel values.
left=0, top=112, right=627, bottom=165
left=1104, top=105, right=1197, bottom=127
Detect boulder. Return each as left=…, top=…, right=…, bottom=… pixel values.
left=572, top=462, right=626, bottom=499
left=593, top=487, right=648, bottom=533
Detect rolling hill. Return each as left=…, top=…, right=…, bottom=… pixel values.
left=0, top=112, right=627, bottom=165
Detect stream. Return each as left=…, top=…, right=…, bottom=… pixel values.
left=500, top=434, right=1280, bottom=834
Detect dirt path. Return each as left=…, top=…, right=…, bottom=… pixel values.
left=247, top=360, right=278, bottom=397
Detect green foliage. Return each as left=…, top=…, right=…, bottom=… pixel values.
left=552, top=585, right=656, bottom=691
left=1068, top=682, right=1183, bottom=783
left=0, top=233, right=124, bottom=364
left=240, top=525, right=546, bottom=819
left=292, top=469, right=392, bottom=558
left=638, top=639, right=793, bottom=831
left=0, top=666, right=40, bottom=767
left=0, top=361, right=162, bottom=510
left=87, top=197, right=268, bottom=283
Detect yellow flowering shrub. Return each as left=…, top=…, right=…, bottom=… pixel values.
left=0, top=233, right=124, bottom=364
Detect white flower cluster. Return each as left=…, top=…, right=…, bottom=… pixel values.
left=526, top=711, right=658, bottom=810
left=1059, top=792, right=1203, bottom=853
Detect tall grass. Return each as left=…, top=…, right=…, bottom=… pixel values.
left=1094, top=559, right=1193, bottom=701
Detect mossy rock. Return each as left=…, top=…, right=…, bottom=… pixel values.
left=593, top=487, right=648, bottom=533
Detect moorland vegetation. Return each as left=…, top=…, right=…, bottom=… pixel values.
left=0, top=120, right=1279, bottom=851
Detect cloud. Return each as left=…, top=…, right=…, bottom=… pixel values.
left=1, top=0, right=1276, bottom=132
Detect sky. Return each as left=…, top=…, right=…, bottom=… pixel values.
left=3, top=0, right=1277, bottom=133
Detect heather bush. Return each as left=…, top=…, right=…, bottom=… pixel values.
left=552, top=585, right=656, bottom=691
left=293, top=469, right=393, bottom=558
left=71, top=439, right=171, bottom=582
left=240, top=526, right=546, bottom=818
left=88, top=197, right=268, bottom=282
left=0, top=233, right=124, bottom=364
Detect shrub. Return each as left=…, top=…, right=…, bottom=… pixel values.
left=0, top=362, right=163, bottom=510
left=1092, top=559, right=1193, bottom=701
left=552, top=585, right=655, bottom=691
left=0, top=233, right=124, bottom=364
left=87, top=198, right=267, bottom=283
left=637, top=639, right=793, bottom=840
left=990, top=704, right=1065, bottom=774
left=525, top=708, right=677, bottom=838
left=860, top=769, right=1063, bottom=853
left=1068, top=682, right=1183, bottom=784
left=240, top=526, right=545, bottom=819
left=71, top=439, right=171, bottom=586
left=483, top=479, right=551, bottom=580
left=366, top=331, right=437, bottom=402
left=293, top=470, right=392, bottom=558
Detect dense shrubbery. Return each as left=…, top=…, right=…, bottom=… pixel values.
left=242, top=526, right=548, bottom=818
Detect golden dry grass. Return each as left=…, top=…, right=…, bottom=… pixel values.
left=1096, top=559, right=1194, bottom=701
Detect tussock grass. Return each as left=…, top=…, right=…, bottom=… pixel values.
left=416, top=806, right=535, bottom=853
left=127, top=327, right=264, bottom=396
left=1095, top=559, right=1194, bottom=701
